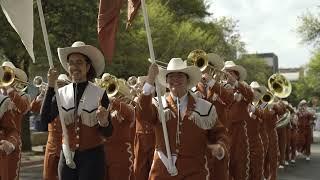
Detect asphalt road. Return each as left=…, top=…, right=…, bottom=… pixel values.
left=20, top=144, right=320, bottom=180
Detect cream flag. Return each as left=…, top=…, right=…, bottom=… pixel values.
left=0, top=0, right=35, bottom=62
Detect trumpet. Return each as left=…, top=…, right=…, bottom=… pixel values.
left=33, top=76, right=48, bottom=92
left=261, top=90, right=274, bottom=104
left=0, top=66, right=29, bottom=91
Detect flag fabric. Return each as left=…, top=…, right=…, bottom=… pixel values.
left=98, top=0, right=141, bottom=63
left=126, top=0, right=141, bottom=29
left=97, top=0, right=124, bottom=63
left=0, top=0, right=35, bottom=62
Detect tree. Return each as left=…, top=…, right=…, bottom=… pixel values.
left=297, top=10, right=320, bottom=47
left=236, top=55, right=272, bottom=85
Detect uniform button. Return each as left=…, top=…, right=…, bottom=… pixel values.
left=76, top=144, right=79, bottom=148
left=178, top=131, right=182, bottom=134
left=76, top=127, right=80, bottom=131
left=76, top=135, right=79, bottom=139
left=179, top=122, right=183, bottom=125
left=176, top=149, right=179, bottom=153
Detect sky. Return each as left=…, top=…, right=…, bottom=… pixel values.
left=208, top=0, right=319, bottom=68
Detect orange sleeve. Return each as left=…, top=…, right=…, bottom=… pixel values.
left=30, top=98, right=43, bottom=113
left=208, top=82, right=234, bottom=106
left=111, top=99, right=135, bottom=122
left=137, top=94, right=158, bottom=125
left=236, top=82, right=254, bottom=103
left=1, top=111, right=19, bottom=148
left=208, top=119, right=230, bottom=151
left=8, top=90, right=30, bottom=114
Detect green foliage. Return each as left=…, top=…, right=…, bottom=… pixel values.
left=0, top=0, right=244, bottom=80
left=236, top=55, right=272, bottom=85
left=297, top=11, right=320, bottom=47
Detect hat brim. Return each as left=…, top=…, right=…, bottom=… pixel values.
left=207, top=53, right=224, bottom=70
left=158, top=66, right=201, bottom=89
left=14, top=68, right=28, bottom=82
left=222, top=65, right=247, bottom=81
left=58, top=45, right=105, bottom=77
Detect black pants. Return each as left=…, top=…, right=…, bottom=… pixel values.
left=58, top=145, right=105, bottom=180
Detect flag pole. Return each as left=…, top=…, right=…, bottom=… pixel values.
left=140, top=0, right=177, bottom=176
left=36, top=0, right=76, bottom=169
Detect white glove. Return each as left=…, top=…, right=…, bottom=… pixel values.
left=0, top=140, right=15, bottom=155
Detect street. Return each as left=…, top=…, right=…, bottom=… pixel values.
left=20, top=144, right=320, bottom=180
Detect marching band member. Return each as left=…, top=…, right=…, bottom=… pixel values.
left=285, top=103, right=297, bottom=164
left=0, top=68, right=19, bottom=180
left=191, top=53, right=233, bottom=180
left=31, top=74, right=70, bottom=180
left=276, top=101, right=288, bottom=169
left=297, top=99, right=316, bottom=161
left=41, top=41, right=113, bottom=180
left=264, top=100, right=286, bottom=180
left=1, top=61, right=30, bottom=180
left=104, top=96, right=135, bottom=180
left=222, top=61, right=252, bottom=180
left=138, top=58, right=228, bottom=179
left=247, top=82, right=265, bottom=180
left=133, top=75, right=156, bottom=180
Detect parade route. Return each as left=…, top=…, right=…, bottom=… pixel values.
left=20, top=143, right=320, bottom=180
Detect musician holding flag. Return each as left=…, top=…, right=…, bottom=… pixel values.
left=41, top=41, right=113, bottom=180
left=137, top=58, right=228, bottom=179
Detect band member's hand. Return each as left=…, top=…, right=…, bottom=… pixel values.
left=96, top=99, right=110, bottom=127
left=0, top=140, right=15, bottom=155
left=47, top=68, right=59, bottom=87
left=208, top=144, right=225, bottom=160
left=147, top=63, right=159, bottom=85
left=201, top=73, right=213, bottom=84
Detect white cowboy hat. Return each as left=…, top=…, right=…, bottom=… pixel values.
left=158, top=58, right=201, bottom=89
left=2, top=61, right=28, bottom=82
left=250, top=81, right=266, bottom=95
left=207, top=53, right=224, bottom=70
left=58, top=41, right=105, bottom=77
left=222, top=61, right=247, bottom=81
left=299, top=99, right=307, bottom=106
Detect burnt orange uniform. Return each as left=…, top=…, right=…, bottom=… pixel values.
left=194, top=81, right=233, bottom=180
left=0, top=96, right=19, bottom=180
left=228, top=82, right=253, bottom=180
left=30, top=97, right=62, bottom=180
left=297, top=110, right=315, bottom=156
left=134, top=99, right=156, bottom=180
left=138, top=92, right=228, bottom=180
left=105, top=99, right=135, bottom=180
left=6, top=89, right=30, bottom=180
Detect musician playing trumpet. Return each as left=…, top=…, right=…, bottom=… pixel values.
left=0, top=61, right=30, bottom=180
left=191, top=52, right=233, bottom=180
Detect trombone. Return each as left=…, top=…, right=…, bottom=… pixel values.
left=0, top=66, right=29, bottom=91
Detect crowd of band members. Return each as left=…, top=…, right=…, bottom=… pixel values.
left=0, top=41, right=317, bottom=180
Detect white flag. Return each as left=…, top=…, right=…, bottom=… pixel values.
left=0, top=0, right=35, bottom=62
